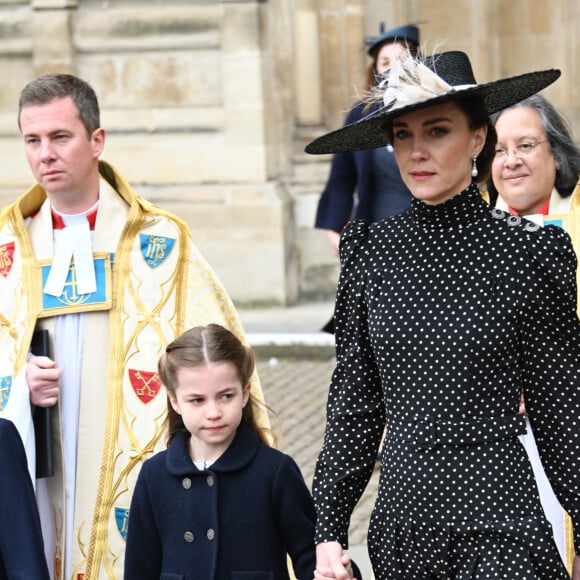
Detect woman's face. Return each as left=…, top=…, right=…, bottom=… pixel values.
left=491, top=106, right=558, bottom=215
left=391, top=101, right=486, bottom=205
left=375, top=42, right=408, bottom=75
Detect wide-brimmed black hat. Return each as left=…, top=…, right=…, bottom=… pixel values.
left=366, top=23, right=420, bottom=56
left=305, top=51, right=560, bottom=155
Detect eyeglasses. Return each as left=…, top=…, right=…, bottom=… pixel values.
left=494, top=140, right=548, bottom=159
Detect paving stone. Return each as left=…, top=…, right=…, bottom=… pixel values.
left=257, top=356, right=380, bottom=549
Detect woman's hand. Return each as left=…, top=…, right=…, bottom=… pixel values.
left=572, top=554, right=580, bottom=580
left=313, top=541, right=356, bottom=579
left=325, top=230, right=341, bottom=257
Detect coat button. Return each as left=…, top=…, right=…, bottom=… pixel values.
left=182, top=478, right=191, bottom=489
left=206, top=475, right=214, bottom=487
left=184, top=531, right=194, bottom=543
left=206, top=528, right=215, bottom=540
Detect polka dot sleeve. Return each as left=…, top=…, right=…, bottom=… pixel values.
left=312, top=219, right=385, bottom=546
left=519, top=224, right=580, bottom=551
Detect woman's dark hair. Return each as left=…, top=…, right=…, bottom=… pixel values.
left=158, top=324, right=274, bottom=447
left=486, top=94, right=580, bottom=205
left=455, top=95, right=497, bottom=183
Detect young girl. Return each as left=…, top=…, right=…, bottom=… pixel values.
left=124, top=324, right=359, bottom=580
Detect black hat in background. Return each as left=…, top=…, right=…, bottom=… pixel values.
left=366, top=23, right=420, bottom=56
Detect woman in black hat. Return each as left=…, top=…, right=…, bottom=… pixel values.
left=307, top=52, right=579, bottom=579
left=314, top=23, right=420, bottom=259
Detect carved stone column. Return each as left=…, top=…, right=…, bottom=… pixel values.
left=31, top=0, right=77, bottom=75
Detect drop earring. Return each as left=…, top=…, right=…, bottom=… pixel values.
left=471, top=156, right=478, bottom=178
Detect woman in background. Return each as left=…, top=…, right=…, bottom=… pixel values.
left=315, top=23, right=420, bottom=258
left=488, top=93, right=580, bottom=572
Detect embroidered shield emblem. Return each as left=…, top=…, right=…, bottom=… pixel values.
left=0, top=241, right=15, bottom=277
left=140, top=234, right=175, bottom=268
left=128, top=369, right=161, bottom=404
left=115, top=507, right=129, bottom=540
left=0, top=376, right=12, bottom=411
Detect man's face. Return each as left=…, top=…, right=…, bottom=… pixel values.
left=19, top=96, right=104, bottom=210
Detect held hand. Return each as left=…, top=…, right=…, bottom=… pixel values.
left=325, top=230, right=341, bottom=258
left=314, top=541, right=355, bottom=580
left=27, top=356, right=62, bottom=407
left=572, top=555, right=580, bottom=580
left=518, top=389, right=528, bottom=417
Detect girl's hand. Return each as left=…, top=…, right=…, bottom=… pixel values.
left=314, top=541, right=356, bottom=579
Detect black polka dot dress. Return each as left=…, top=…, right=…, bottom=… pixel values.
left=312, top=184, right=580, bottom=579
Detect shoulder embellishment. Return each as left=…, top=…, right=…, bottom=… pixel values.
left=490, top=208, right=540, bottom=232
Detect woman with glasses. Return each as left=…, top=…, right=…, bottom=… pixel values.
left=305, top=51, right=580, bottom=580
left=488, top=94, right=580, bottom=219
left=486, top=93, right=580, bottom=574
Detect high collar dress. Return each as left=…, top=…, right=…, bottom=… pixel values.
left=313, top=184, right=580, bottom=579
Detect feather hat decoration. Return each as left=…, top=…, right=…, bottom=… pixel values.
left=305, top=51, right=560, bottom=155
left=377, top=54, right=461, bottom=111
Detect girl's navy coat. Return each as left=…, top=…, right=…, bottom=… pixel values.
left=124, top=422, right=317, bottom=580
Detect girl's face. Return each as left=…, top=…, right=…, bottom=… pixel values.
left=168, top=362, right=250, bottom=463
left=392, top=101, right=487, bottom=205
left=491, top=106, right=558, bottom=215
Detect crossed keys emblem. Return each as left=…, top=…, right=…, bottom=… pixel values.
left=128, top=369, right=161, bottom=404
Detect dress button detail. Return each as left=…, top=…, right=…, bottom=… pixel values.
left=206, top=475, right=215, bottom=487
left=182, top=477, right=191, bottom=489
left=184, top=531, right=194, bottom=543
left=206, top=528, right=215, bottom=540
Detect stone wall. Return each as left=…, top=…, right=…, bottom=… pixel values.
left=0, top=0, right=578, bottom=305
left=0, top=0, right=299, bottom=305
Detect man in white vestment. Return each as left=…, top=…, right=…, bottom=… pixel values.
left=0, top=73, right=268, bottom=580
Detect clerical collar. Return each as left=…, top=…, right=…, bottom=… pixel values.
left=51, top=200, right=99, bottom=230
left=508, top=197, right=550, bottom=217
left=44, top=200, right=99, bottom=298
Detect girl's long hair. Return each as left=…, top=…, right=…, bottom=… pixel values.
left=159, top=324, right=274, bottom=446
